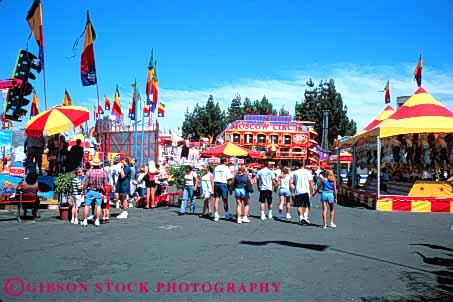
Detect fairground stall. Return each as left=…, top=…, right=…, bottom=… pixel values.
left=340, top=87, right=453, bottom=213
left=223, top=115, right=319, bottom=166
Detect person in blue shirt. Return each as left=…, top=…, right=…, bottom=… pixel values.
left=314, top=170, right=338, bottom=229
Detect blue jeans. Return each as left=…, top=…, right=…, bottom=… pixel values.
left=180, top=185, right=195, bottom=213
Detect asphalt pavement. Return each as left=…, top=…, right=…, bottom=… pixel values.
left=1, top=190, right=452, bottom=302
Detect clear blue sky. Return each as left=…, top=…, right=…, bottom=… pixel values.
left=1, top=0, right=453, bottom=131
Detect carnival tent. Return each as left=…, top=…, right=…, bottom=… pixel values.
left=201, top=142, right=262, bottom=158
left=342, top=105, right=395, bottom=146
left=360, top=87, right=453, bottom=139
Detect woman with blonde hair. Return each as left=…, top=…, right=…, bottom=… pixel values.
left=314, top=169, right=337, bottom=229
left=277, top=167, right=292, bottom=219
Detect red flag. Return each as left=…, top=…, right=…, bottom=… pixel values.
left=151, top=60, right=158, bottom=112
left=104, top=96, right=110, bottom=111
left=80, top=10, right=97, bottom=86
left=414, top=55, right=422, bottom=87
left=26, top=0, right=44, bottom=67
left=144, top=101, right=150, bottom=117
left=111, top=85, right=121, bottom=121
left=146, top=49, right=154, bottom=105
left=93, top=105, right=98, bottom=119
left=384, top=81, right=390, bottom=104
left=98, top=104, right=104, bottom=115
left=30, top=91, right=39, bottom=117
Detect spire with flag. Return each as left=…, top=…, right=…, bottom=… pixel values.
left=130, top=81, right=137, bottom=120
left=80, top=10, right=97, bottom=86
left=384, top=81, right=390, bottom=104
left=158, top=102, right=166, bottom=117
left=26, top=0, right=44, bottom=67
left=111, top=85, right=122, bottom=121
left=144, top=101, right=150, bottom=117
left=128, top=102, right=133, bottom=119
left=151, top=60, right=159, bottom=112
left=63, top=89, right=72, bottom=106
left=104, top=96, right=111, bottom=111
left=146, top=49, right=155, bottom=106
left=30, top=91, right=39, bottom=118
left=414, top=55, right=422, bottom=87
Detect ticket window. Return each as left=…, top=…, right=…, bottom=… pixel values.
left=257, top=134, right=266, bottom=144
left=232, top=133, right=241, bottom=143
left=244, top=134, right=253, bottom=144
left=283, top=135, right=292, bottom=145
left=270, top=135, right=279, bottom=144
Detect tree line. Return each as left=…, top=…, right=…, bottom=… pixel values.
left=181, top=78, right=357, bottom=148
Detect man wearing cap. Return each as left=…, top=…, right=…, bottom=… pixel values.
left=81, top=156, right=109, bottom=227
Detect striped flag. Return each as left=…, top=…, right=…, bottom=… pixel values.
left=63, top=89, right=72, bottom=106
left=80, top=10, right=97, bottom=86
left=30, top=91, right=39, bottom=117
left=414, top=55, right=422, bottom=87
left=151, top=61, right=158, bottom=112
left=158, top=102, right=165, bottom=117
left=111, top=85, right=122, bottom=121
left=26, top=0, right=44, bottom=67
left=98, top=104, right=104, bottom=115
left=144, top=101, right=150, bottom=117
left=145, top=49, right=154, bottom=106
left=104, top=96, right=111, bottom=111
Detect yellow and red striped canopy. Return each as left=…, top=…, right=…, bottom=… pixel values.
left=341, top=105, right=395, bottom=146
left=366, top=87, right=453, bottom=138
left=25, top=105, right=90, bottom=137
left=202, top=142, right=262, bottom=158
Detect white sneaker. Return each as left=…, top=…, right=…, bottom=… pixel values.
left=74, top=218, right=79, bottom=225
left=304, top=216, right=311, bottom=224
left=237, top=217, right=242, bottom=224
left=94, top=219, right=100, bottom=227
left=242, top=216, right=250, bottom=223
left=286, top=213, right=292, bottom=219
left=129, top=203, right=134, bottom=208
left=330, top=223, right=336, bottom=228
left=260, top=213, right=267, bottom=220
left=117, top=212, right=128, bottom=219
left=214, top=213, right=219, bottom=222
left=70, top=218, right=75, bottom=224
left=87, top=215, right=95, bottom=220
left=323, top=225, right=327, bottom=229
left=268, top=212, right=273, bottom=219
left=81, top=219, right=88, bottom=227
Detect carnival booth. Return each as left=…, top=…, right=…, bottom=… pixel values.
left=340, top=88, right=453, bottom=213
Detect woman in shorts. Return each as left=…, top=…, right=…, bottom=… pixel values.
left=277, top=167, right=292, bottom=220
left=315, top=170, right=337, bottom=229
left=143, top=161, right=159, bottom=208
left=199, top=165, right=214, bottom=218
left=232, top=165, right=252, bottom=224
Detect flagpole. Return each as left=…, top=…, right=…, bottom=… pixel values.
left=140, top=95, right=145, bottom=167
left=42, top=64, right=48, bottom=110
left=133, top=82, right=138, bottom=161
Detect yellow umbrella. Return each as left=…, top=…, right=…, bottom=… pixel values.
left=25, top=105, right=90, bottom=137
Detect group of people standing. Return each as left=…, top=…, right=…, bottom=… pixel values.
left=179, top=159, right=339, bottom=229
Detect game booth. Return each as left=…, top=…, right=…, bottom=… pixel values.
left=339, top=87, right=453, bottom=213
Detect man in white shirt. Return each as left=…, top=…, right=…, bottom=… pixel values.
left=291, top=160, right=314, bottom=224
left=273, top=163, right=282, bottom=179
left=256, top=161, right=278, bottom=220
left=213, top=158, right=233, bottom=222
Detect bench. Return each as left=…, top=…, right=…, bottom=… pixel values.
left=0, top=190, right=43, bottom=222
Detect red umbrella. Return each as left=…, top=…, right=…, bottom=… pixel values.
left=202, top=142, right=263, bottom=158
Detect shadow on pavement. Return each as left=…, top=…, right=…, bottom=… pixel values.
left=360, top=244, right=453, bottom=301
left=239, top=240, right=329, bottom=251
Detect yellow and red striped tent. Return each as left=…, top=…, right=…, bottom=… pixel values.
left=341, top=104, right=395, bottom=146
left=365, top=87, right=453, bottom=138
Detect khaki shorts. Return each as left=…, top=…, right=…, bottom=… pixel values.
left=68, top=195, right=83, bottom=208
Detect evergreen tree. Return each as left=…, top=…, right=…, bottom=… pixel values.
left=227, top=93, right=243, bottom=123
left=181, top=95, right=227, bottom=140
left=294, top=79, right=357, bottom=148
left=278, top=105, right=290, bottom=116
left=243, top=97, right=253, bottom=114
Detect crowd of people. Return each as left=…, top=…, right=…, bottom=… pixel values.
left=177, top=158, right=338, bottom=229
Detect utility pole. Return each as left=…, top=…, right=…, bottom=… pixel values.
left=321, top=109, right=329, bottom=150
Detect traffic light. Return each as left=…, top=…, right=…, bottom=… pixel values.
left=3, top=49, right=41, bottom=121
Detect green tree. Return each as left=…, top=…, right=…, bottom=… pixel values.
left=227, top=93, right=243, bottom=123
left=243, top=97, right=253, bottom=115
left=294, top=79, right=357, bottom=148
left=181, top=95, right=227, bottom=140
left=278, top=105, right=290, bottom=116
left=252, top=95, right=277, bottom=115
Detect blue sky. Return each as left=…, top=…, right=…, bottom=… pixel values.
left=1, top=0, right=453, bottom=132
